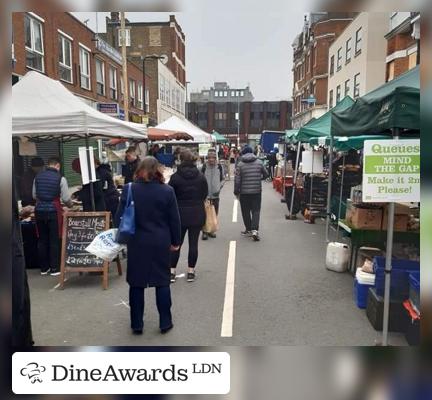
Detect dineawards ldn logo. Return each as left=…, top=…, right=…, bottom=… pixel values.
left=20, top=362, right=47, bottom=384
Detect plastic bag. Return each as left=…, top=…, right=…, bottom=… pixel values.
left=85, top=229, right=126, bottom=262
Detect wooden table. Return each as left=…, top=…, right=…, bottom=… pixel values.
left=337, top=220, right=420, bottom=274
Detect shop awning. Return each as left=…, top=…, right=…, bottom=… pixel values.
left=148, top=127, right=193, bottom=141
left=308, top=134, right=392, bottom=152
left=284, top=129, right=299, bottom=143
left=156, top=116, right=214, bottom=143
left=211, top=130, right=229, bottom=143
left=296, top=96, right=354, bottom=142
left=12, top=71, right=147, bottom=141
left=331, top=66, right=420, bottom=136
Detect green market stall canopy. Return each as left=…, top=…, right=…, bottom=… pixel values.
left=331, top=66, right=420, bottom=137
left=211, top=130, right=229, bottom=143
left=308, top=135, right=391, bottom=152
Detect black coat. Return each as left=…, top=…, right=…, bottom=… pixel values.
left=115, top=179, right=181, bottom=288
left=75, top=171, right=106, bottom=212
left=169, top=164, right=208, bottom=228
left=122, top=158, right=139, bottom=184
left=97, top=164, right=120, bottom=216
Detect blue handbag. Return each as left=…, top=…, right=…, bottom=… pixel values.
left=116, top=183, right=135, bottom=244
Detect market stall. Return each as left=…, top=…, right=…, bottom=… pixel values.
left=331, top=66, right=420, bottom=345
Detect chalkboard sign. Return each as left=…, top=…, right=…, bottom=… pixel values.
left=60, top=212, right=111, bottom=289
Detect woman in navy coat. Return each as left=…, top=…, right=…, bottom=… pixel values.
left=115, top=157, right=181, bottom=335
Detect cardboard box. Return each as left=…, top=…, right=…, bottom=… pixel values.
left=381, top=213, right=409, bottom=232
left=350, top=206, right=383, bottom=230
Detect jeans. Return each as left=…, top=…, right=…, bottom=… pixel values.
left=171, top=226, right=201, bottom=268
left=36, top=211, right=60, bottom=272
left=129, top=286, right=172, bottom=331
left=239, top=193, right=262, bottom=231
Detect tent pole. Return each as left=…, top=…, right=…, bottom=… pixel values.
left=325, top=136, right=334, bottom=242
left=309, top=147, right=314, bottom=215
left=85, top=134, right=96, bottom=212
left=382, top=128, right=400, bottom=346
left=282, top=141, right=287, bottom=199
left=336, top=154, right=346, bottom=240
left=289, top=141, right=301, bottom=219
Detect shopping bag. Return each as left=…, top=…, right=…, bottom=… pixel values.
left=204, top=200, right=219, bottom=233
left=86, top=229, right=126, bottom=261
left=116, top=183, right=135, bottom=244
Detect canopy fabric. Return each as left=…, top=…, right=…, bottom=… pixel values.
left=12, top=71, right=147, bottom=141
left=148, top=127, right=193, bottom=141
left=156, top=116, right=213, bottom=143
left=296, top=96, right=354, bottom=142
left=211, top=130, right=228, bottom=143
left=331, top=66, right=420, bottom=137
left=308, top=134, right=391, bottom=152
left=284, top=129, right=299, bottom=143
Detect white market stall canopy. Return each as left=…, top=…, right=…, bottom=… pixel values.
left=12, top=71, right=147, bottom=141
left=155, top=116, right=213, bottom=144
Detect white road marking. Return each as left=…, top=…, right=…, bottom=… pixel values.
left=232, top=199, right=238, bottom=223
left=221, top=241, right=237, bottom=337
left=114, top=299, right=130, bottom=309
left=50, top=278, right=68, bottom=291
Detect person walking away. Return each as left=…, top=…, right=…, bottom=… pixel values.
left=169, top=149, right=208, bottom=283
left=71, top=158, right=106, bottom=212
left=96, top=159, right=120, bottom=219
left=234, top=146, right=268, bottom=241
left=115, top=157, right=181, bottom=335
left=33, top=157, right=73, bottom=276
left=201, top=149, right=224, bottom=240
left=122, top=146, right=139, bottom=185
left=267, top=150, right=278, bottom=181
left=20, top=157, right=44, bottom=207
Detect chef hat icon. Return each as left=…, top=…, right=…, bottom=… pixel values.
left=20, top=362, right=46, bottom=383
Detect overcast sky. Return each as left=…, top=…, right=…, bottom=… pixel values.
left=73, top=3, right=309, bottom=101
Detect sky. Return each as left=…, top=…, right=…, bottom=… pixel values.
left=73, top=3, right=309, bottom=101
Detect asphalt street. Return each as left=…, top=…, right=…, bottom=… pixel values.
left=27, top=179, right=406, bottom=346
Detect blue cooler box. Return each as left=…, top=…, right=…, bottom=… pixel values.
left=354, top=279, right=374, bottom=309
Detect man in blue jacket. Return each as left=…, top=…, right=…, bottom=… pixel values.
left=234, top=145, right=268, bottom=241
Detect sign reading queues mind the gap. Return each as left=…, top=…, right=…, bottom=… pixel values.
left=363, top=139, right=420, bottom=203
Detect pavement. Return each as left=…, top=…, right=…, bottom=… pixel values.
left=27, top=178, right=406, bottom=346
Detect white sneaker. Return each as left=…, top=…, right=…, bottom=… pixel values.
left=251, top=230, right=260, bottom=241
left=50, top=271, right=61, bottom=276
left=40, top=269, right=51, bottom=276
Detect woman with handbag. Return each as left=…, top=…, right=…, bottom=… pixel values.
left=115, top=157, right=181, bottom=335
left=169, top=149, right=208, bottom=283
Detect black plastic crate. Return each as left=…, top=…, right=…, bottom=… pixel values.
left=366, top=287, right=406, bottom=332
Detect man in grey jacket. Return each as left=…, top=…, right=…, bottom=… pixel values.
left=234, top=145, right=268, bottom=241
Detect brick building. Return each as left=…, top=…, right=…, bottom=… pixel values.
left=190, top=82, right=254, bottom=103
left=291, top=12, right=356, bottom=128
left=12, top=12, right=145, bottom=122
left=187, top=100, right=292, bottom=146
left=12, top=11, right=146, bottom=186
left=104, top=13, right=186, bottom=125
left=385, top=12, right=420, bottom=81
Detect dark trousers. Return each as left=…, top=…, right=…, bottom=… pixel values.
left=129, top=286, right=172, bottom=331
left=240, top=193, right=262, bottom=231
left=36, top=212, right=60, bottom=272
left=171, top=226, right=201, bottom=268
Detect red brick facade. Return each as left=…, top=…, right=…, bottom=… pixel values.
left=386, top=31, right=418, bottom=81
left=12, top=12, right=145, bottom=121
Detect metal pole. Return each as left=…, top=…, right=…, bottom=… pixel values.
left=382, top=128, right=400, bottom=346
left=85, top=135, right=96, bottom=211
left=282, top=142, right=287, bottom=198
left=120, top=12, right=129, bottom=122
left=237, top=97, right=240, bottom=148
left=336, top=154, right=346, bottom=240
left=325, top=136, right=334, bottom=242
left=289, top=141, right=301, bottom=219
left=142, top=57, right=146, bottom=116
left=309, top=147, right=314, bottom=210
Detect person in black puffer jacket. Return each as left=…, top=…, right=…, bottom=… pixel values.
left=96, top=160, right=120, bottom=220
left=169, top=149, right=208, bottom=283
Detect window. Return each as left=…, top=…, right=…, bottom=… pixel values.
left=118, top=28, right=130, bottom=46
left=145, top=89, right=149, bottom=112
left=329, top=90, right=334, bottom=109
left=355, top=27, right=362, bottom=55
left=345, top=38, right=352, bottom=63
left=240, top=90, right=244, bottom=97
left=58, top=34, right=72, bottom=83
left=109, top=66, right=117, bottom=100
left=231, top=90, right=236, bottom=97
left=95, top=59, right=105, bottom=95
left=344, top=79, right=350, bottom=97
left=337, top=47, right=342, bottom=71
left=223, top=91, right=228, bottom=97
left=306, top=54, right=310, bottom=72
left=129, top=79, right=135, bottom=107
left=25, top=14, right=44, bottom=72
left=215, top=91, right=219, bottom=97
left=137, top=82, right=143, bottom=109
left=388, top=62, right=395, bottom=81
left=408, top=52, right=417, bottom=70
left=314, top=46, right=317, bottom=67
left=120, top=75, right=124, bottom=99
left=79, top=46, right=91, bottom=90
left=330, top=55, right=335, bottom=75
left=336, top=85, right=341, bottom=104
left=354, top=73, right=360, bottom=98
